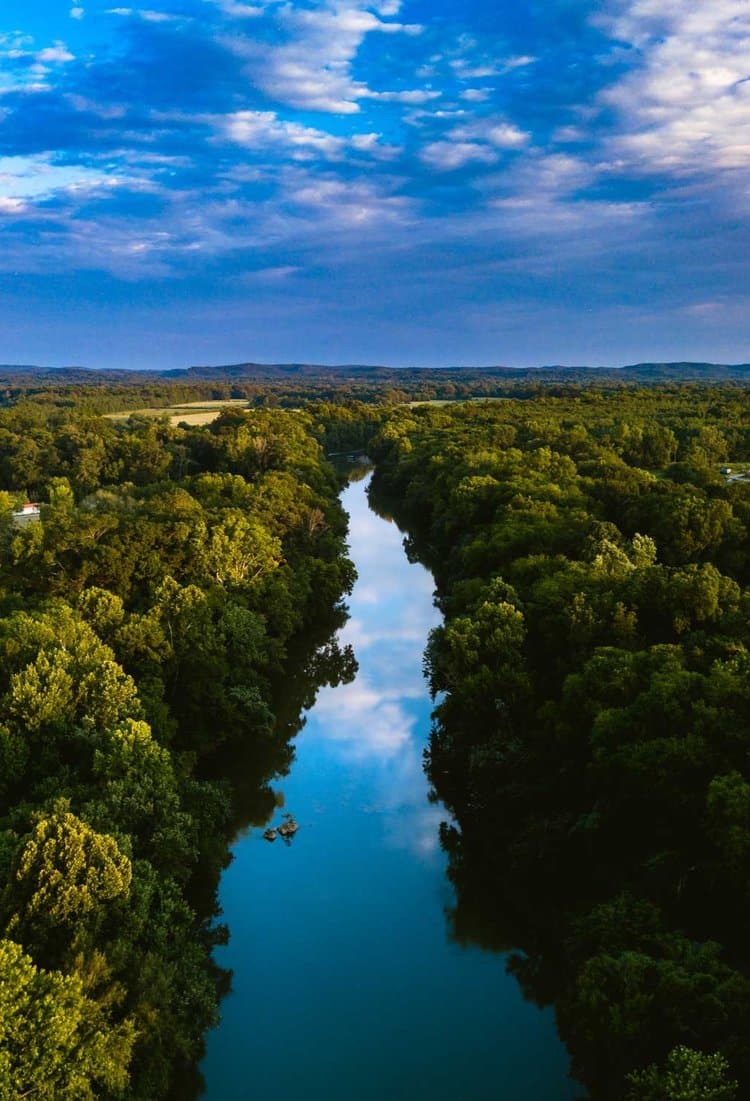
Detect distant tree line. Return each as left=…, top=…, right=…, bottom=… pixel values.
left=4, top=369, right=750, bottom=419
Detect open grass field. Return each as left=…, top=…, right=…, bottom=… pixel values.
left=408, top=396, right=509, bottom=407
left=104, top=399, right=250, bottom=426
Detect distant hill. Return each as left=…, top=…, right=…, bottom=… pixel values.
left=619, top=362, right=750, bottom=380
left=1, top=360, right=750, bottom=386
left=176, top=360, right=750, bottom=382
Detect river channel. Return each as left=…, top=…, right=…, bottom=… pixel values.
left=200, top=475, right=576, bottom=1100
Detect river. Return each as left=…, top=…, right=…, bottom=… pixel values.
left=200, top=474, right=576, bottom=1100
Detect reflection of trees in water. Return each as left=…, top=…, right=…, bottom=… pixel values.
left=373, top=471, right=581, bottom=1094
left=222, top=613, right=357, bottom=836
left=426, top=668, right=750, bottom=1101
left=427, top=768, right=596, bottom=1101
left=371, top=476, right=575, bottom=1081
left=372, top=421, right=750, bottom=1101
left=433, top=812, right=573, bottom=1000
left=169, top=610, right=357, bottom=1101
left=331, top=458, right=373, bottom=484
left=437, top=823, right=519, bottom=956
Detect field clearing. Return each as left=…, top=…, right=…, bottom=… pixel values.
left=408, top=396, right=509, bottom=407
left=104, top=399, right=250, bottom=426
left=167, top=410, right=234, bottom=425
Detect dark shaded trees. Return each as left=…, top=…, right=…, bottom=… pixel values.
left=368, top=390, right=750, bottom=1099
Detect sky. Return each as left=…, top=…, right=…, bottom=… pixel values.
left=0, top=0, right=748, bottom=369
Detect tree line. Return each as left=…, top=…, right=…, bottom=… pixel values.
left=0, top=402, right=355, bottom=1099
left=368, top=389, right=750, bottom=1100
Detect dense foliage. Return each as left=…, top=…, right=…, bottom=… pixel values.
left=6, top=376, right=750, bottom=1098
left=6, top=363, right=750, bottom=420
left=369, top=389, right=750, bottom=1099
left=0, top=402, right=355, bottom=1098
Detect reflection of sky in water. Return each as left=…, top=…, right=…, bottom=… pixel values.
left=201, top=476, right=576, bottom=1101
left=299, top=478, right=442, bottom=859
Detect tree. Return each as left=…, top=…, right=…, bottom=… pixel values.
left=0, top=938, right=135, bottom=1101
left=201, top=512, right=282, bottom=588
left=86, top=719, right=196, bottom=875
left=706, top=772, right=750, bottom=889
left=627, top=1046, right=738, bottom=1101
left=2, top=806, right=132, bottom=965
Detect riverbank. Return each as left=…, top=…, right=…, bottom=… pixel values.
left=200, top=475, right=575, bottom=1101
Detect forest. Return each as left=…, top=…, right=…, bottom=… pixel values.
left=0, top=398, right=356, bottom=1099
left=369, top=386, right=750, bottom=1100
left=2, top=377, right=750, bottom=1098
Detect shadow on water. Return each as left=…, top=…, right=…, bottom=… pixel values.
left=167, top=607, right=358, bottom=1101
left=193, top=472, right=578, bottom=1101
left=207, top=616, right=358, bottom=838
left=366, top=475, right=586, bottom=1098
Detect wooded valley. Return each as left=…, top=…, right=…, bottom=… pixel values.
left=1, top=376, right=750, bottom=1099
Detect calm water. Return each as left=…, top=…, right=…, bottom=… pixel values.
left=201, top=476, right=575, bottom=1101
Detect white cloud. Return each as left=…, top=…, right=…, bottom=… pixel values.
left=501, top=55, right=537, bottom=72
left=420, top=140, right=498, bottom=171
left=595, top=0, right=750, bottom=175
left=450, top=118, right=530, bottom=149
left=375, top=0, right=402, bottom=14
left=450, top=60, right=498, bottom=80
left=141, top=10, right=185, bottom=22
left=107, top=7, right=185, bottom=22
left=0, top=197, right=26, bottom=215
left=384, top=802, right=444, bottom=858
left=65, top=93, right=128, bottom=119
left=0, top=34, right=77, bottom=89
left=239, top=264, right=301, bottom=282
left=343, top=616, right=432, bottom=658
left=488, top=193, right=642, bottom=241
left=287, top=175, right=412, bottom=226
left=36, top=42, right=74, bottom=64
left=485, top=122, right=531, bottom=148
left=0, top=155, right=114, bottom=201
left=70, top=6, right=85, bottom=19
left=449, top=52, right=534, bottom=81
left=477, top=147, right=647, bottom=236
left=553, top=125, right=587, bottom=143
left=350, top=132, right=401, bottom=159
left=460, top=88, right=492, bottom=103
left=520, top=152, right=594, bottom=192
left=362, top=88, right=440, bottom=105
left=204, top=0, right=263, bottom=16
left=311, top=680, right=416, bottom=757
left=222, top=110, right=346, bottom=158
left=219, top=0, right=422, bottom=114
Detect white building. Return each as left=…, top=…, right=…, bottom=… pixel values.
left=11, top=503, right=41, bottom=527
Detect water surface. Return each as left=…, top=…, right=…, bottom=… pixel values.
left=201, top=476, right=575, bottom=1100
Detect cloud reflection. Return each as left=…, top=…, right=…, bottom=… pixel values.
left=309, top=478, right=438, bottom=756
left=312, top=680, right=415, bottom=758
left=300, top=477, right=444, bottom=861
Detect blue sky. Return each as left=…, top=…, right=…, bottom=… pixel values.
left=0, top=0, right=748, bottom=369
